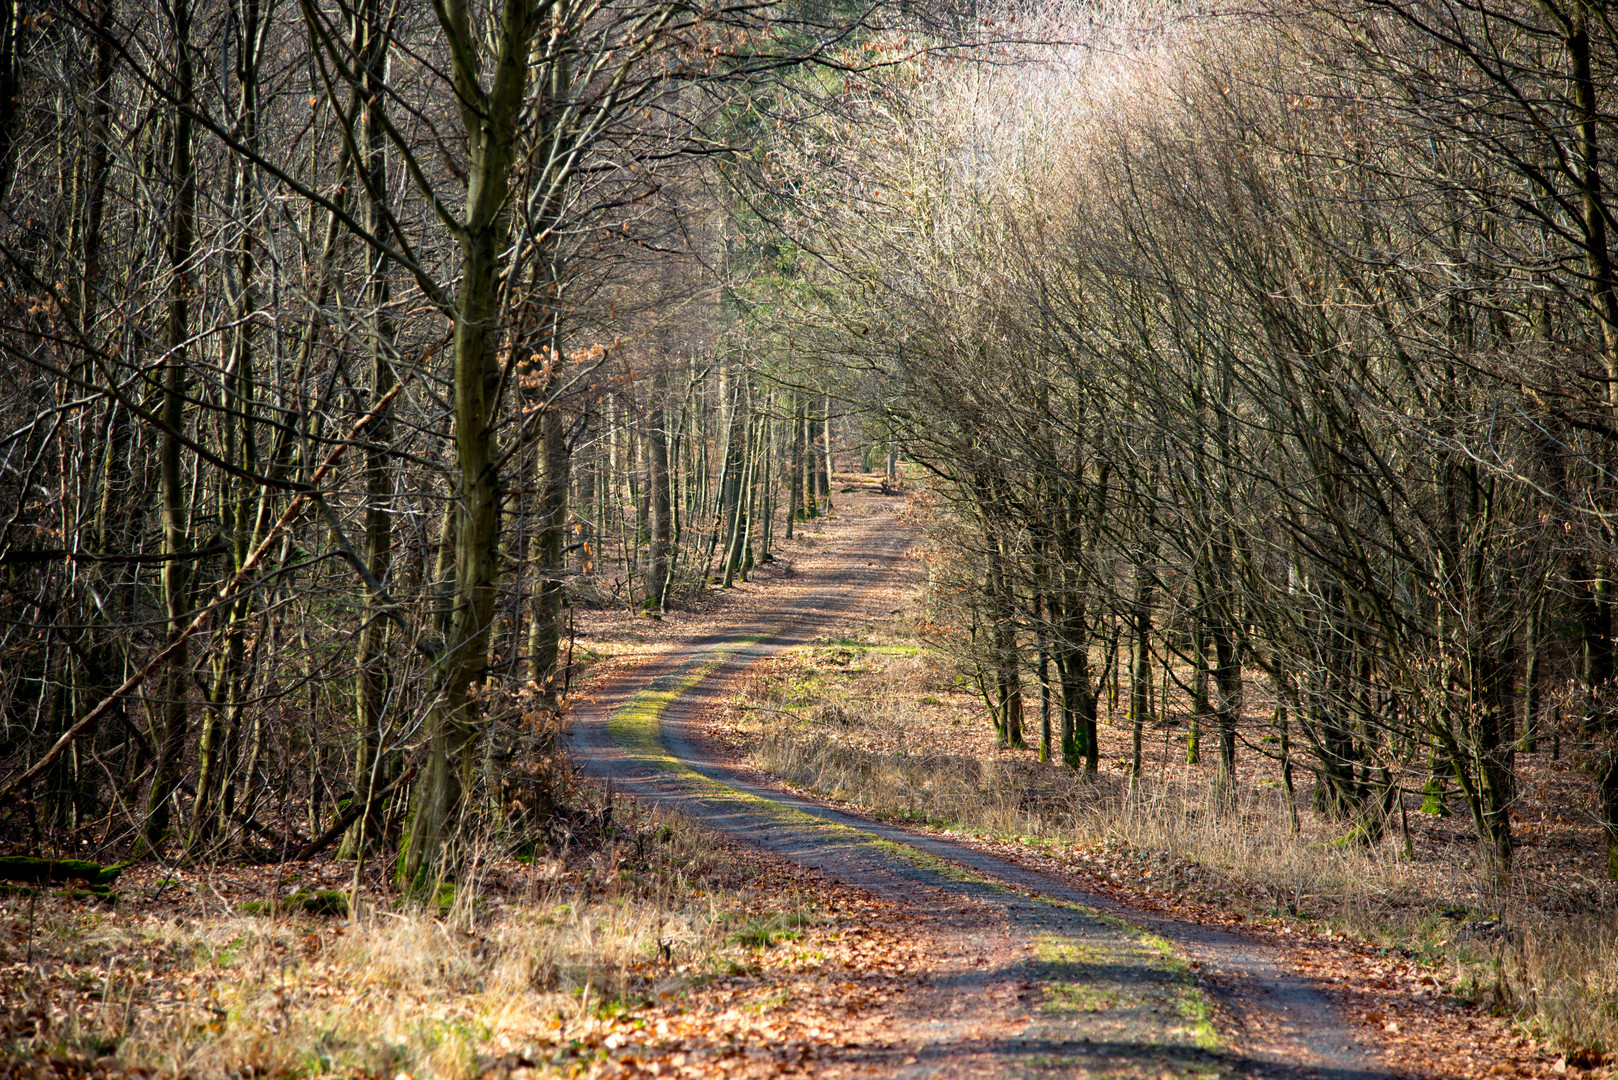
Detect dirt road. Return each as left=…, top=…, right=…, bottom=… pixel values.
left=572, top=494, right=1395, bottom=1080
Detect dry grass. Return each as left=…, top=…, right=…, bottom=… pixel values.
left=734, top=633, right=1618, bottom=1059
left=756, top=727, right=1424, bottom=921
left=0, top=805, right=789, bottom=1079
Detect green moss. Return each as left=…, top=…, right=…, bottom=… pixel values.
left=0, top=856, right=123, bottom=887
left=0, top=882, right=117, bottom=904
left=1043, top=982, right=1120, bottom=1013
left=1419, top=775, right=1453, bottom=816
left=1173, top=982, right=1222, bottom=1052
left=239, top=888, right=349, bottom=917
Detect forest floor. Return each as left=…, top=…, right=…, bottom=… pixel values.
left=1, top=482, right=1612, bottom=1080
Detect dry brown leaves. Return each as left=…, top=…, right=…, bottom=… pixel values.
left=556, top=851, right=932, bottom=1080
left=1, top=799, right=944, bottom=1080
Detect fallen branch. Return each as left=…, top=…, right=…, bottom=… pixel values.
left=0, top=538, right=231, bottom=567
left=235, top=812, right=299, bottom=852
left=245, top=762, right=418, bottom=864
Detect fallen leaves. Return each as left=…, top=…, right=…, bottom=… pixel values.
left=565, top=864, right=936, bottom=1080
left=0, top=827, right=950, bottom=1080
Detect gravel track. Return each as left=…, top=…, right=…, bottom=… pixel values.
left=571, top=499, right=1397, bottom=1080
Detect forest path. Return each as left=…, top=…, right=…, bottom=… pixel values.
left=571, top=494, right=1392, bottom=1080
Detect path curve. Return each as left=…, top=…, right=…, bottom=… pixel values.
left=572, top=498, right=1397, bottom=1080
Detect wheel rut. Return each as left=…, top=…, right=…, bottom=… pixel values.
left=571, top=503, right=1398, bottom=1080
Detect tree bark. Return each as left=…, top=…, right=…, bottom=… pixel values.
left=142, top=0, right=196, bottom=856
left=786, top=393, right=802, bottom=539
left=819, top=395, right=833, bottom=509
left=529, top=407, right=569, bottom=690
left=346, top=0, right=395, bottom=856
left=646, top=366, right=671, bottom=609
left=398, top=0, right=537, bottom=893
left=1129, top=566, right=1153, bottom=779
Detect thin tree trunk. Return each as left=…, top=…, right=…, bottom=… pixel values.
left=1036, top=593, right=1052, bottom=763
left=1129, top=566, right=1153, bottom=779
left=530, top=408, right=569, bottom=691
left=717, top=373, right=747, bottom=587
left=1274, top=679, right=1300, bottom=832
left=1211, top=609, right=1241, bottom=793
left=143, top=0, right=197, bottom=856
left=819, top=395, right=833, bottom=509
left=700, top=364, right=737, bottom=586
left=344, top=0, right=394, bottom=856
left=758, top=402, right=775, bottom=562
left=722, top=412, right=755, bottom=588
left=0, top=0, right=23, bottom=195
left=1189, top=623, right=1209, bottom=766
left=646, top=366, right=671, bottom=610
left=1521, top=589, right=1545, bottom=752
left=986, top=539, right=1022, bottom=747
left=786, top=393, right=802, bottom=539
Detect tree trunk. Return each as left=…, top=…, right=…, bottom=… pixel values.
left=1521, top=589, right=1545, bottom=752
left=646, top=367, right=672, bottom=610
left=345, top=0, right=394, bottom=857
left=1565, top=6, right=1618, bottom=410
left=719, top=376, right=748, bottom=588
left=819, top=395, right=834, bottom=510
left=1189, top=626, right=1208, bottom=767
left=0, top=0, right=23, bottom=195
left=757, top=404, right=775, bottom=563
left=722, top=413, right=755, bottom=588
left=802, top=398, right=818, bottom=518
left=1045, top=579, right=1092, bottom=772
left=986, top=540, right=1022, bottom=747
left=530, top=408, right=569, bottom=691
left=1600, top=752, right=1618, bottom=879
left=1210, top=610, right=1241, bottom=793
left=143, top=0, right=196, bottom=856
left=398, top=0, right=536, bottom=892
left=1129, top=566, right=1153, bottom=779
left=1035, top=594, right=1052, bottom=763
left=1273, top=678, right=1300, bottom=832
left=786, top=393, right=801, bottom=539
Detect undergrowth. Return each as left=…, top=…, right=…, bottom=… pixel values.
left=0, top=803, right=780, bottom=1079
